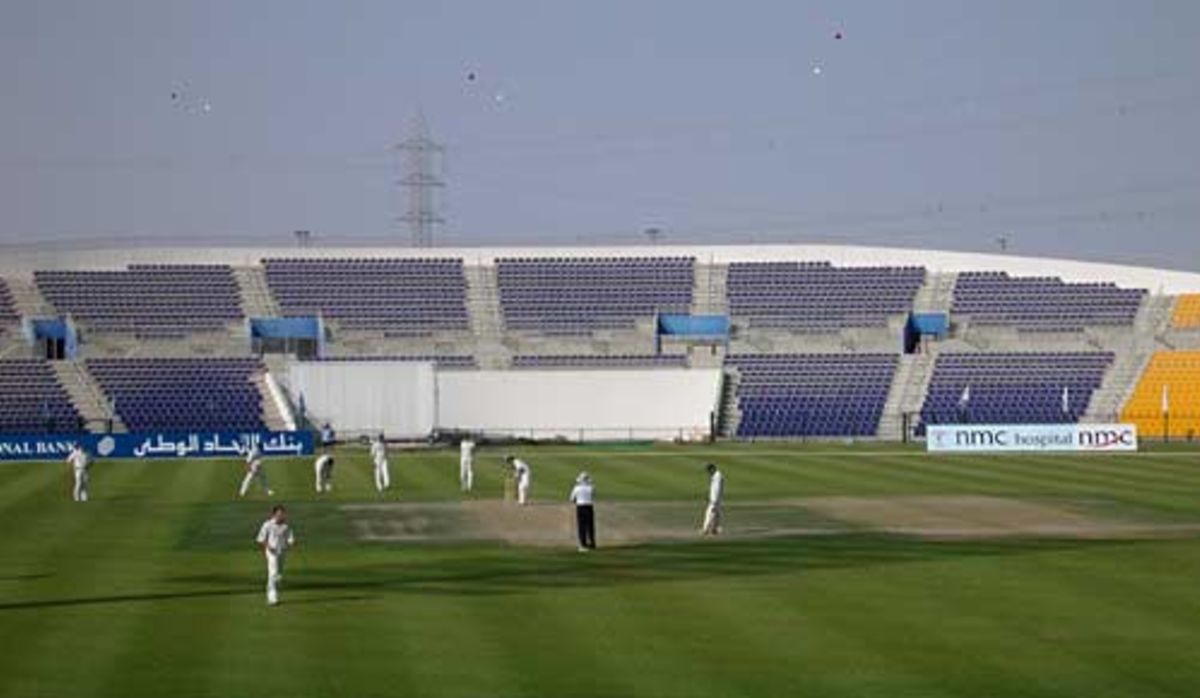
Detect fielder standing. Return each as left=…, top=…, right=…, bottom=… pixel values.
left=505, top=455, right=532, bottom=506
left=370, top=432, right=391, bottom=493
left=459, top=438, right=475, bottom=492
left=701, top=462, right=724, bottom=536
left=255, top=505, right=295, bottom=606
left=66, top=442, right=91, bottom=503
left=238, top=441, right=273, bottom=498
left=569, top=471, right=596, bottom=551
left=314, top=453, right=335, bottom=493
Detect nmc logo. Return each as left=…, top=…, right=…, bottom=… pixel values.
left=1078, top=427, right=1136, bottom=449
left=954, top=429, right=1009, bottom=447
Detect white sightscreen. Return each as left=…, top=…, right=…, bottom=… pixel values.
left=289, top=361, right=436, bottom=438
left=436, top=369, right=722, bottom=441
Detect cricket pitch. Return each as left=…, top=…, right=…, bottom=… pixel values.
left=342, top=496, right=1200, bottom=547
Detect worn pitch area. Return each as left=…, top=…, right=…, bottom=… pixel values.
left=344, top=496, right=1200, bottom=546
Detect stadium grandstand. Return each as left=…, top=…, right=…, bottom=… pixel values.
left=1, top=243, right=1199, bottom=441
left=34, top=265, right=244, bottom=336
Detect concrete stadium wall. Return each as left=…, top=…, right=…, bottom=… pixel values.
left=436, top=369, right=723, bottom=441
left=288, top=361, right=436, bottom=439
left=2, top=243, right=1199, bottom=293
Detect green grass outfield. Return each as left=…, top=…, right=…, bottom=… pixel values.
left=3, top=442, right=1200, bottom=698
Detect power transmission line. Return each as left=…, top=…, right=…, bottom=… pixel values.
left=393, top=112, right=445, bottom=247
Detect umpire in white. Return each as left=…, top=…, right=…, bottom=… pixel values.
left=569, top=472, right=596, bottom=551
left=320, top=422, right=336, bottom=453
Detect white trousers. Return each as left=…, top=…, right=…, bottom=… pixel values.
left=265, top=550, right=286, bottom=604
left=374, top=459, right=391, bottom=492
left=314, top=461, right=334, bottom=492
left=239, top=464, right=270, bottom=497
left=460, top=458, right=473, bottom=492
left=73, top=468, right=89, bottom=502
left=702, top=502, right=723, bottom=535
left=517, top=476, right=530, bottom=505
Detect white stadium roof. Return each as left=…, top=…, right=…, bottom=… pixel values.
left=1, top=243, right=1197, bottom=294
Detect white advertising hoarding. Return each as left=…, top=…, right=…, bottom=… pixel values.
left=436, top=369, right=722, bottom=441
left=289, top=361, right=437, bottom=438
left=926, top=423, right=1138, bottom=453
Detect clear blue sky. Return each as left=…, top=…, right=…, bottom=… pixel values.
left=1, top=1, right=1198, bottom=268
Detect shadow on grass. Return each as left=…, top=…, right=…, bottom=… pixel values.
left=0, top=573, right=53, bottom=582
left=259, top=535, right=1167, bottom=599
left=0, top=589, right=374, bottom=612
left=0, top=533, right=1149, bottom=613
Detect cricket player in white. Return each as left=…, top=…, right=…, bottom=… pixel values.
left=256, top=505, right=295, bottom=606
left=371, top=433, right=391, bottom=492
left=66, top=443, right=91, bottom=502
left=505, top=456, right=532, bottom=505
left=701, top=462, right=724, bottom=536
left=314, top=454, right=335, bottom=493
left=459, top=439, right=475, bottom=492
left=238, top=441, right=273, bottom=498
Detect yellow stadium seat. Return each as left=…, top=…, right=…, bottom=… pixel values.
left=1173, top=294, right=1200, bottom=329
left=1121, top=351, right=1200, bottom=438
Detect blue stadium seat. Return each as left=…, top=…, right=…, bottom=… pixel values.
left=0, top=360, right=84, bottom=433
left=87, top=358, right=268, bottom=431
left=729, top=353, right=898, bottom=437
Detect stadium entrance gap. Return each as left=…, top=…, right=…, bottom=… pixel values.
left=250, top=316, right=323, bottom=359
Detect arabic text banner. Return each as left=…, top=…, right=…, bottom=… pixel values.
left=0, top=430, right=314, bottom=462
left=926, top=423, right=1138, bottom=453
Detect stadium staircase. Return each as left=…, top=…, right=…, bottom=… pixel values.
left=1158, top=295, right=1200, bottom=351
left=911, top=272, right=958, bottom=313
left=254, top=367, right=292, bottom=431
left=691, top=263, right=729, bottom=316
left=716, top=369, right=742, bottom=437
left=464, top=263, right=510, bottom=369
left=1081, top=293, right=1172, bottom=422
left=3, top=276, right=56, bottom=318
left=51, top=361, right=126, bottom=433
left=877, top=351, right=936, bottom=439
left=1084, top=349, right=1151, bottom=423
left=1144, top=294, right=1178, bottom=336
left=232, top=266, right=280, bottom=318
left=258, top=354, right=301, bottom=429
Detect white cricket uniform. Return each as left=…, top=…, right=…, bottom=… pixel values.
left=569, top=482, right=594, bottom=505
left=256, top=518, right=295, bottom=605
left=314, top=454, right=335, bottom=493
left=459, top=440, right=475, bottom=492
left=371, top=439, right=391, bottom=492
left=67, top=447, right=91, bottom=502
left=702, top=469, right=724, bottom=535
left=238, top=444, right=271, bottom=497
left=513, top=459, right=532, bottom=505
